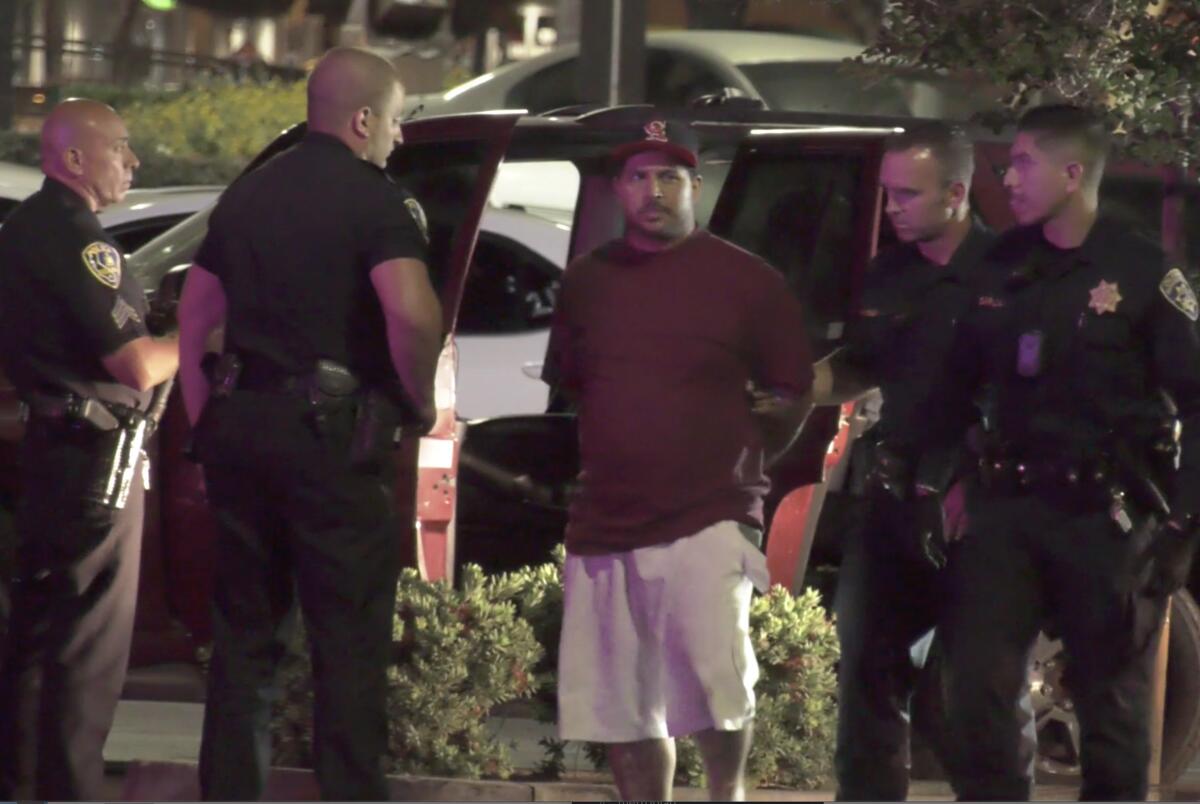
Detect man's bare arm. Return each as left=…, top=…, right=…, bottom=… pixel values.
left=370, top=257, right=443, bottom=428
left=102, top=334, right=180, bottom=393
left=177, top=264, right=227, bottom=425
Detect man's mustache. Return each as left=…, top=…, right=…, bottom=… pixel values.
left=639, top=202, right=671, bottom=215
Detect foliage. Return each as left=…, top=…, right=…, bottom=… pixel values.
left=120, top=79, right=305, bottom=165
left=272, top=564, right=544, bottom=780
left=850, top=0, right=1200, bottom=166
left=0, top=80, right=305, bottom=187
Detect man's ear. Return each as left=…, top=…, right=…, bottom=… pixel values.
left=1064, top=161, right=1085, bottom=192
left=946, top=180, right=967, bottom=212
left=62, top=146, right=84, bottom=177
left=690, top=171, right=702, bottom=196
left=350, top=107, right=371, bottom=140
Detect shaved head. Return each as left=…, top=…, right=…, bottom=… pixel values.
left=40, top=98, right=139, bottom=211
left=307, top=48, right=406, bottom=167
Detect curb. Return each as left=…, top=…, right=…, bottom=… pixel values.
left=119, top=760, right=830, bottom=801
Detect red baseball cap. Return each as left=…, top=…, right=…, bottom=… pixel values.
left=610, top=118, right=699, bottom=170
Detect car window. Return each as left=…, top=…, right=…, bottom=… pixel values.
left=0, top=198, right=20, bottom=223
left=506, top=49, right=730, bottom=113
left=107, top=214, right=193, bottom=255
left=645, top=50, right=728, bottom=107
left=506, top=57, right=579, bottom=113
left=456, top=231, right=561, bottom=335
left=739, top=62, right=992, bottom=119
left=716, top=150, right=866, bottom=343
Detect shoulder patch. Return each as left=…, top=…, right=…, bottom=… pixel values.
left=1160, top=267, right=1199, bottom=322
left=404, top=197, right=429, bottom=244
left=82, top=241, right=121, bottom=289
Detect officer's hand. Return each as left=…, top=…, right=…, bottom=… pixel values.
left=942, top=479, right=969, bottom=543
left=748, top=382, right=791, bottom=417
left=914, top=488, right=948, bottom=570
left=145, top=296, right=179, bottom=336
left=1139, top=520, right=1197, bottom=599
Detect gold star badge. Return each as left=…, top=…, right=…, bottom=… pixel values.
left=1088, top=280, right=1122, bottom=315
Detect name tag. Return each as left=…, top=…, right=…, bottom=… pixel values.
left=1017, top=330, right=1043, bottom=378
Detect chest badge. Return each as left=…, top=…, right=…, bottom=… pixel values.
left=1088, top=279, right=1122, bottom=315
left=82, top=241, right=121, bottom=289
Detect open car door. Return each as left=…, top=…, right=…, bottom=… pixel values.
left=126, top=113, right=520, bottom=661
left=705, top=126, right=886, bottom=591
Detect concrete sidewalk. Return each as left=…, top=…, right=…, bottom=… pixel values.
left=104, top=664, right=1196, bottom=801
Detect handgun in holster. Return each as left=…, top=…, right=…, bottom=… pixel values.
left=349, top=389, right=402, bottom=468
left=866, top=441, right=913, bottom=502
left=302, top=359, right=360, bottom=438
left=203, top=352, right=243, bottom=399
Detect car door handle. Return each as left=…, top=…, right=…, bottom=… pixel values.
left=521, top=361, right=543, bottom=379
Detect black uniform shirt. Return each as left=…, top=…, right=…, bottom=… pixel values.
left=843, top=221, right=995, bottom=450
left=0, top=177, right=152, bottom=411
left=955, top=218, right=1200, bottom=519
left=194, top=131, right=429, bottom=386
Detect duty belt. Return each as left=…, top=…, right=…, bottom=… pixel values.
left=978, top=453, right=1114, bottom=492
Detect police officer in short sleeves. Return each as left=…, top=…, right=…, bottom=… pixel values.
left=0, top=99, right=179, bottom=801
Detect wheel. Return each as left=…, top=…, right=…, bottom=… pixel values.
left=1031, top=590, right=1200, bottom=786
left=911, top=589, right=1200, bottom=788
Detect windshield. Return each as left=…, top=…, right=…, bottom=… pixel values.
left=739, top=61, right=996, bottom=120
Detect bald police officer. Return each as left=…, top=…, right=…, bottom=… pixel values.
left=178, top=48, right=441, bottom=800
left=0, top=99, right=179, bottom=800
left=942, top=104, right=1200, bottom=801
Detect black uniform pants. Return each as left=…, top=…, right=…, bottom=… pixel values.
left=0, top=421, right=145, bottom=801
left=941, top=490, right=1166, bottom=801
left=835, top=489, right=1037, bottom=801
left=195, top=393, right=401, bottom=801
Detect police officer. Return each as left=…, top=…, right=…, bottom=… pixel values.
left=817, top=122, right=1035, bottom=800
left=0, top=99, right=179, bottom=800
left=940, top=104, right=1200, bottom=801
left=177, top=47, right=441, bottom=801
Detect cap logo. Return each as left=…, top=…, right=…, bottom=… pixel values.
left=644, top=120, right=668, bottom=142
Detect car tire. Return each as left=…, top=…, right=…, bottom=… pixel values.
left=910, top=589, right=1200, bottom=788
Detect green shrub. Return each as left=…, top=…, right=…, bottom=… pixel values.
left=122, top=79, right=304, bottom=164
left=271, top=564, right=545, bottom=779
left=0, top=81, right=305, bottom=187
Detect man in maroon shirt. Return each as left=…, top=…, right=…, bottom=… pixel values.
left=543, top=118, right=814, bottom=801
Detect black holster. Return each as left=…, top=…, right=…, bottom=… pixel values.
left=349, top=389, right=402, bottom=469
left=865, top=440, right=915, bottom=502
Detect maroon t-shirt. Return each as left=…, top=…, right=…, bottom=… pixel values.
left=544, top=230, right=814, bottom=555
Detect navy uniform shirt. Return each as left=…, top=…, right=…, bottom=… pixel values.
left=953, top=219, right=1200, bottom=519
left=0, top=177, right=152, bottom=411
left=194, top=131, right=429, bottom=387
left=843, top=221, right=995, bottom=451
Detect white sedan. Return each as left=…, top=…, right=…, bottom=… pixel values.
left=405, top=29, right=984, bottom=119
left=0, top=160, right=221, bottom=255
left=129, top=201, right=571, bottom=421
